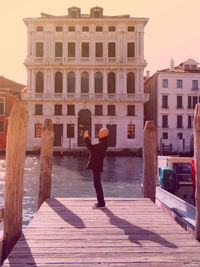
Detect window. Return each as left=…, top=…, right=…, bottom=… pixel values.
left=188, top=96, right=192, bottom=108
left=128, top=26, right=135, bottom=32
left=55, top=72, right=63, bottom=93
left=67, top=105, right=75, bottom=115
left=177, top=80, right=182, bottom=88
left=193, top=96, right=198, bottom=108
left=162, top=79, right=168, bottom=88
left=162, top=115, right=168, bottom=128
left=191, top=65, right=197, bottom=70
left=0, top=121, right=4, bottom=132
left=35, top=104, right=43, bottom=115
left=162, top=132, right=168, bottom=139
left=91, top=8, right=102, bottom=18
left=188, top=96, right=199, bottom=109
left=56, top=26, right=63, bottom=32
left=188, top=116, right=193, bottom=128
left=96, top=26, right=103, bottom=32
left=108, top=43, right=115, bottom=57
left=55, top=104, right=62, bottom=115
left=55, top=42, right=63, bottom=57
left=162, top=95, right=168, bottom=108
left=82, top=26, right=89, bottom=32
left=108, top=105, right=115, bottom=116
left=177, top=132, right=183, bottom=139
left=127, top=43, right=135, bottom=57
left=127, top=72, right=135, bottom=93
left=184, top=65, right=190, bottom=70
left=36, top=42, right=43, bottom=57
left=81, top=72, right=89, bottom=93
left=177, top=115, right=183, bottom=128
left=0, top=121, right=4, bottom=133
left=95, top=124, right=103, bottom=138
left=68, top=42, right=75, bottom=57
left=67, top=124, right=75, bottom=138
left=108, top=26, right=115, bottom=32
left=95, top=105, right=103, bottom=116
left=35, top=123, right=42, bottom=138
left=95, top=42, right=103, bottom=57
left=93, top=11, right=101, bottom=18
left=127, top=105, right=135, bottom=116
left=0, top=98, right=5, bottom=115
left=127, top=124, right=135, bottom=139
left=177, top=96, right=183, bottom=108
left=95, top=72, right=103, bottom=93
left=68, top=26, right=75, bottom=32
left=192, top=80, right=198, bottom=90
left=70, top=11, right=78, bottom=18
left=35, top=72, right=44, bottom=93
left=82, top=42, right=89, bottom=57
left=36, top=26, right=43, bottom=32
left=67, top=72, right=75, bottom=93
left=107, top=72, right=115, bottom=93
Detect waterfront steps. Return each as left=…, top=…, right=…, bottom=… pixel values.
left=3, top=198, right=200, bottom=266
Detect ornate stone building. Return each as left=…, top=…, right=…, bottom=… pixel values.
left=23, top=6, right=149, bottom=152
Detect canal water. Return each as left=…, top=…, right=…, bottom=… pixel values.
left=0, top=155, right=143, bottom=229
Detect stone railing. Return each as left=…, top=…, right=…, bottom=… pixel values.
left=22, top=92, right=149, bottom=102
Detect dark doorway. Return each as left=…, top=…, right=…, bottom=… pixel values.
left=78, top=109, right=92, bottom=147
left=53, top=124, right=63, bottom=146
left=106, top=124, right=117, bottom=147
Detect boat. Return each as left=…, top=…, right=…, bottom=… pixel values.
left=157, top=155, right=194, bottom=205
left=156, top=155, right=196, bottom=236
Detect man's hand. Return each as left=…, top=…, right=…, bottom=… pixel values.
left=84, top=130, right=89, bottom=139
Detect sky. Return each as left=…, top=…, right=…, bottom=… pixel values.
left=0, top=0, right=200, bottom=85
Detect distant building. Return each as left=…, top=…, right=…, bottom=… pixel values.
left=144, top=58, right=200, bottom=154
left=0, top=76, right=26, bottom=149
left=23, top=7, right=149, bottom=152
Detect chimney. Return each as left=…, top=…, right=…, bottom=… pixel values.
left=170, top=58, right=174, bottom=71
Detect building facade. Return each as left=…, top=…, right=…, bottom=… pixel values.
left=23, top=7, right=149, bottom=152
left=0, top=76, right=25, bottom=149
left=144, top=59, right=200, bottom=154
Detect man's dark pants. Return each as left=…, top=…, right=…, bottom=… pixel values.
left=93, top=170, right=105, bottom=206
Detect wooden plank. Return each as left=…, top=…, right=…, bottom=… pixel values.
left=3, top=198, right=200, bottom=266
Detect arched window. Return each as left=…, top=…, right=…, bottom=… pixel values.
left=67, top=72, right=75, bottom=93
left=55, top=72, right=63, bottom=93
left=127, top=72, right=135, bottom=93
left=95, top=72, right=103, bottom=93
left=81, top=72, right=89, bottom=93
left=107, top=72, right=115, bottom=94
left=35, top=72, right=44, bottom=93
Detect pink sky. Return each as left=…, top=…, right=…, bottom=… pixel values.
left=0, top=0, right=200, bottom=84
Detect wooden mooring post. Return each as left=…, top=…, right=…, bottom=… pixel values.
left=38, top=119, right=54, bottom=209
left=3, top=101, right=28, bottom=261
left=193, top=103, right=200, bottom=241
left=143, top=120, right=157, bottom=202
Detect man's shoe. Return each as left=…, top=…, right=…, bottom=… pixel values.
left=93, top=203, right=105, bottom=209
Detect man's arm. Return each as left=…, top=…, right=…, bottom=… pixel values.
left=84, top=131, right=93, bottom=151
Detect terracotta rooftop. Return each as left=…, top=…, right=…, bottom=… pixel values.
left=0, top=76, right=26, bottom=93
left=158, top=66, right=200, bottom=73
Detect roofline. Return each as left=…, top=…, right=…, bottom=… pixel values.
left=23, top=17, right=149, bottom=25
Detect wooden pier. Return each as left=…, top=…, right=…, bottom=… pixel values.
left=3, top=198, right=200, bottom=266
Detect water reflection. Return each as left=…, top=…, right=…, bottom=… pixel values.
left=0, top=155, right=143, bottom=229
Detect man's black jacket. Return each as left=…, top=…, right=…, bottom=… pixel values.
left=84, top=136, right=108, bottom=172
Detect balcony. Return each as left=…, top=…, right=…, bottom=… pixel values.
left=22, top=92, right=149, bottom=102
left=25, top=56, right=137, bottom=65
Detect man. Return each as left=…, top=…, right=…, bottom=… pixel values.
left=84, top=128, right=109, bottom=209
